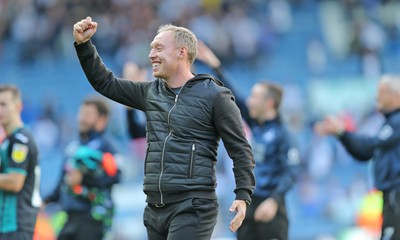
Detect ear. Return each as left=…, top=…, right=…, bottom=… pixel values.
left=266, top=97, right=275, bottom=109
left=395, top=92, right=400, bottom=106
left=95, top=116, right=108, bottom=132
left=17, top=101, right=23, bottom=113
left=178, top=46, right=188, bottom=60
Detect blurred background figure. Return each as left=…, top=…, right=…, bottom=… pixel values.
left=0, top=84, right=40, bottom=240
left=43, top=97, right=121, bottom=240
left=315, top=75, right=400, bottom=240
left=123, top=61, right=148, bottom=180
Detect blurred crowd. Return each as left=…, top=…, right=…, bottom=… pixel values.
left=0, top=0, right=294, bottom=66
left=2, top=0, right=400, bottom=239
left=1, top=0, right=400, bottom=75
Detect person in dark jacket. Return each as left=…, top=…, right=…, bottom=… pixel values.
left=0, top=85, right=40, bottom=240
left=123, top=61, right=147, bottom=141
left=315, top=75, right=400, bottom=240
left=43, top=97, right=121, bottom=240
left=72, top=17, right=256, bottom=240
left=197, top=41, right=300, bottom=240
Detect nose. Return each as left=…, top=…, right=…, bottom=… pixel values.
left=149, top=48, right=156, bottom=59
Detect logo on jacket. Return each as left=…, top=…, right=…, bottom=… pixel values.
left=12, top=143, right=29, bottom=163
left=378, top=125, right=393, bottom=140
left=262, top=130, right=275, bottom=142
left=287, top=148, right=300, bottom=166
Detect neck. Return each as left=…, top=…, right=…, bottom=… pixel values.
left=80, top=129, right=101, bottom=141
left=383, top=107, right=400, bottom=116
left=165, top=67, right=194, bottom=88
left=4, top=119, right=23, bottom=136
left=256, top=111, right=277, bottom=125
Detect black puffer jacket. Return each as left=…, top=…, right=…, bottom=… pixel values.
left=75, top=40, right=256, bottom=205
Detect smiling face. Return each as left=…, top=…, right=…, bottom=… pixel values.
left=148, top=30, right=180, bottom=80
left=148, top=25, right=199, bottom=83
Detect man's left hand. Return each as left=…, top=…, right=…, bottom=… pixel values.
left=229, top=200, right=247, bottom=233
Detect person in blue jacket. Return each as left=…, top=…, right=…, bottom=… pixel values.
left=197, top=42, right=300, bottom=240
left=43, top=97, right=121, bottom=240
left=315, top=75, right=400, bottom=240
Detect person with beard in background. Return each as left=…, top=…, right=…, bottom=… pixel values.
left=43, top=97, right=121, bottom=240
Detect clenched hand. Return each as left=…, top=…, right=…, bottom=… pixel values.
left=73, top=16, right=98, bottom=44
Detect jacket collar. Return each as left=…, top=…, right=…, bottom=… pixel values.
left=384, top=108, right=400, bottom=119
left=257, top=115, right=281, bottom=127
left=189, top=73, right=224, bottom=86
left=159, top=73, right=223, bottom=87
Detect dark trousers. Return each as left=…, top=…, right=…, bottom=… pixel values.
left=237, top=195, right=288, bottom=240
left=381, top=192, right=400, bottom=240
left=143, top=198, right=218, bottom=240
left=0, top=231, right=33, bottom=240
left=58, top=211, right=103, bottom=240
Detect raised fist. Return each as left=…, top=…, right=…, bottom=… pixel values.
left=73, top=16, right=98, bottom=44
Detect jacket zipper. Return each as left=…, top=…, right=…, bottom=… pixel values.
left=188, top=144, right=195, bottom=178
left=159, top=87, right=184, bottom=205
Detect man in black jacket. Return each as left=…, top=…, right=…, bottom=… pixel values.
left=72, top=16, right=256, bottom=239
left=315, top=75, right=400, bottom=240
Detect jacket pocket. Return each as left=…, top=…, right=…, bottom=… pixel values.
left=188, top=143, right=196, bottom=178
left=144, top=143, right=150, bottom=173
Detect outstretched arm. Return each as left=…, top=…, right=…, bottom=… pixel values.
left=315, top=115, right=374, bottom=160
left=73, top=17, right=151, bottom=111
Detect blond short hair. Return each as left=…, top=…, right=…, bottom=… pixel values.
left=158, top=24, right=198, bottom=65
left=0, top=84, right=22, bottom=103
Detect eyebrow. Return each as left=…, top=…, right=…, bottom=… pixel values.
left=150, top=41, right=163, bottom=48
